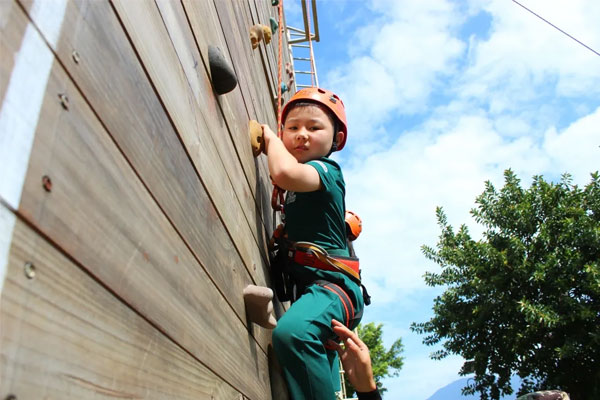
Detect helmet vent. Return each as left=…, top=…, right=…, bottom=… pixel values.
left=329, top=95, right=337, bottom=103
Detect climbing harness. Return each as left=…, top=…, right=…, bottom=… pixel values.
left=289, top=242, right=361, bottom=283
left=269, top=232, right=371, bottom=305
left=315, top=280, right=362, bottom=329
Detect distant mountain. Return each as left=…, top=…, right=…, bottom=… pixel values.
left=427, top=378, right=478, bottom=400
left=427, top=376, right=522, bottom=400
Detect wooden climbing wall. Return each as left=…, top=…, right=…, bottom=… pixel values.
left=0, top=0, right=294, bottom=399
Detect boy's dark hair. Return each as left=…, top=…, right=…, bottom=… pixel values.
left=283, top=100, right=340, bottom=154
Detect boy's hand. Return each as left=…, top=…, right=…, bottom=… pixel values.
left=261, top=124, right=278, bottom=155
left=329, top=319, right=377, bottom=393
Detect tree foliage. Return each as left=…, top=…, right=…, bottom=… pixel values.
left=345, top=322, right=404, bottom=397
left=411, top=170, right=600, bottom=400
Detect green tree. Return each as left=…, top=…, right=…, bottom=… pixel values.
left=411, top=170, right=600, bottom=400
left=344, top=322, right=404, bottom=397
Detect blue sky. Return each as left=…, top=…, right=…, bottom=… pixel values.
left=285, top=1, right=599, bottom=398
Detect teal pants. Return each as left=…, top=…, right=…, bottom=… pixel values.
left=273, top=283, right=358, bottom=400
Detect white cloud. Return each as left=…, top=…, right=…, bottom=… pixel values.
left=326, top=0, right=466, bottom=147
left=315, top=1, right=599, bottom=397
left=346, top=107, right=598, bottom=305
left=542, top=106, right=600, bottom=180
left=459, top=0, right=600, bottom=108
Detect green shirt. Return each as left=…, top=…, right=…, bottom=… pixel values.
left=284, top=157, right=348, bottom=257
left=284, top=158, right=364, bottom=316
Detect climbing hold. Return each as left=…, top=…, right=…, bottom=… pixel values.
left=250, top=24, right=273, bottom=49
left=262, top=25, right=273, bottom=45
left=249, top=119, right=264, bottom=157
left=208, top=45, right=238, bottom=95
left=250, top=25, right=264, bottom=49
left=284, top=62, right=294, bottom=88
left=270, top=17, right=278, bottom=34
left=281, top=82, right=288, bottom=94
left=272, top=0, right=280, bottom=6
left=243, top=285, right=277, bottom=329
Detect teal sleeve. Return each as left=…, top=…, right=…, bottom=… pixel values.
left=306, top=159, right=340, bottom=191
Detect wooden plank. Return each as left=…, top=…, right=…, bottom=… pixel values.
left=248, top=0, right=279, bottom=106
left=19, top=0, right=273, bottom=307
left=0, top=0, right=26, bottom=106
left=110, top=0, right=272, bottom=283
left=110, top=0, right=275, bottom=352
left=152, top=0, right=275, bottom=240
left=208, top=0, right=279, bottom=215
left=3, top=7, right=270, bottom=396
left=152, top=0, right=273, bottom=253
left=209, top=0, right=272, bottom=127
left=181, top=0, right=260, bottom=126
left=1, top=214, right=243, bottom=400
left=180, top=0, right=275, bottom=232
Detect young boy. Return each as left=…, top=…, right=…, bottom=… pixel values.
left=261, top=88, right=364, bottom=399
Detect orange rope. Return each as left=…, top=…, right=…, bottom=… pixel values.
left=276, top=0, right=284, bottom=138
left=272, top=0, right=285, bottom=212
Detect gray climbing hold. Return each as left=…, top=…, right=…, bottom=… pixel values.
left=208, top=45, right=237, bottom=95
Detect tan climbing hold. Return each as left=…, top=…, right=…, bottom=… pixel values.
left=250, top=24, right=272, bottom=49
left=250, top=25, right=263, bottom=49
left=262, top=25, right=272, bottom=44
left=249, top=119, right=264, bottom=157
left=243, top=285, right=277, bottom=329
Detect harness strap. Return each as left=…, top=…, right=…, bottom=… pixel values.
left=290, top=241, right=361, bottom=282
left=315, top=280, right=363, bottom=351
left=315, top=280, right=354, bottom=327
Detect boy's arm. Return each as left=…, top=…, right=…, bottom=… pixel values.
left=262, top=124, right=322, bottom=192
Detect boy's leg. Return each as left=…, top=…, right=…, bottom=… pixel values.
left=273, top=284, right=347, bottom=400
left=328, top=349, right=341, bottom=393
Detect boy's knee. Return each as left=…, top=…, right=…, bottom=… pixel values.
left=273, top=317, right=319, bottom=353
left=273, top=317, right=296, bottom=351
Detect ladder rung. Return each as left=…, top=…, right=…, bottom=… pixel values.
left=297, top=84, right=312, bottom=88
left=296, top=71, right=314, bottom=74
left=293, top=57, right=311, bottom=61
left=292, top=44, right=310, bottom=48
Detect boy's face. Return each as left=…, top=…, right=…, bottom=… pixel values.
left=282, top=105, right=343, bottom=163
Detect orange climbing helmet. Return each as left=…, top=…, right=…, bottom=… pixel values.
left=345, top=210, right=362, bottom=241
left=282, top=87, right=348, bottom=150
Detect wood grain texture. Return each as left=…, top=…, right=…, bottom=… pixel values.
left=0, top=1, right=26, bottom=106
left=247, top=0, right=278, bottom=108
left=110, top=0, right=272, bottom=291
left=180, top=0, right=275, bottom=235
left=19, top=0, right=274, bottom=317
left=1, top=214, right=243, bottom=400
left=205, top=0, right=278, bottom=222
left=155, top=0, right=274, bottom=238
left=205, top=0, right=267, bottom=127
left=4, top=13, right=269, bottom=396
left=3, top=0, right=294, bottom=398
